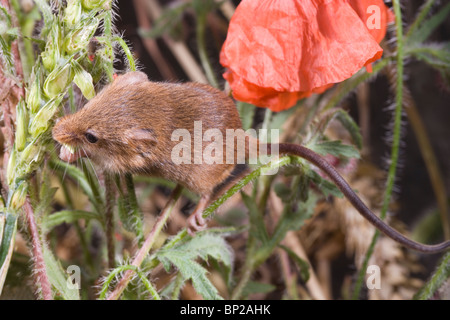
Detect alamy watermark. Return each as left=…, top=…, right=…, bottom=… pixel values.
left=170, top=120, right=280, bottom=174
left=66, top=265, right=81, bottom=290
left=366, top=265, right=381, bottom=290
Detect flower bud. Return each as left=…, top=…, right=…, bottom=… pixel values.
left=26, top=67, right=42, bottom=113
left=20, top=142, right=40, bottom=166
left=43, top=62, right=73, bottom=99
left=64, top=0, right=82, bottom=28
left=10, top=182, right=28, bottom=210
left=72, top=60, right=95, bottom=99
left=82, top=0, right=112, bottom=10
left=15, top=100, right=28, bottom=152
left=30, top=94, right=64, bottom=139
left=63, top=17, right=98, bottom=55
left=41, top=24, right=61, bottom=71
left=7, top=149, right=17, bottom=186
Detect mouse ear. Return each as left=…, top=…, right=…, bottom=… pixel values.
left=113, top=71, right=148, bottom=87
left=124, top=128, right=157, bottom=148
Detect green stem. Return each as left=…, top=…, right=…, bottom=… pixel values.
left=352, top=0, right=404, bottom=300
left=414, top=251, right=450, bottom=300
left=230, top=262, right=253, bottom=300
left=171, top=272, right=184, bottom=300
left=99, top=265, right=160, bottom=300
left=106, top=185, right=183, bottom=300
left=196, top=10, right=218, bottom=88
left=124, top=173, right=144, bottom=245
left=104, top=172, right=116, bottom=268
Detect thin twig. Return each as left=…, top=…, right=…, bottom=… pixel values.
left=106, top=184, right=183, bottom=300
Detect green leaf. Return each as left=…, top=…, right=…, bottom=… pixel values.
left=0, top=212, right=17, bottom=293
left=308, top=140, right=360, bottom=159
left=241, top=281, right=276, bottom=297
left=160, top=254, right=221, bottom=300
left=335, top=110, right=363, bottom=150
left=156, top=233, right=233, bottom=300
left=407, top=43, right=450, bottom=70
left=279, top=245, right=310, bottom=282
left=408, top=2, right=450, bottom=44
left=50, top=159, right=102, bottom=213
left=414, top=251, right=450, bottom=300
left=241, top=192, right=269, bottom=244
left=274, top=183, right=292, bottom=202
left=43, top=210, right=100, bottom=230
left=72, top=60, right=95, bottom=100
left=114, top=37, right=136, bottom=72
left=43, top=245, right=80, bottom=300
left=264, top=193, right=318, bottom=261
left=305, top=168, right=343, bottom=198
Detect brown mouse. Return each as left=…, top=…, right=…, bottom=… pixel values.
left=52, top=71, right=450, bottom=253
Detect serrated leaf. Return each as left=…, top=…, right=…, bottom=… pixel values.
left=279, top=245, right=310, bottom=282
left=306, top=168, right=343, bottom=198
left=408, top=2, right=450, bottom=44
left=408, top=43, right=450, bottom=70
left=43, top=245, right=80, bottom=300
left=161, top=254, right=221, bottom=300
left=274, top=183, right=292, bottom=202
left=308, top=140, right=360, bottom=159
left=156, top=233, right=233, bottom=300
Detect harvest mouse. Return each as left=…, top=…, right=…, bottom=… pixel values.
left=52, top=71, right=450, bottom=253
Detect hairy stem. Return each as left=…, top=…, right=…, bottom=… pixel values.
left=352, top=0, right=405, bottom=300
left=104, top=172, right=116, bottom=269
left=24, top=199, right=52, bottom=300
left=105, top=185, right=182, bottom=300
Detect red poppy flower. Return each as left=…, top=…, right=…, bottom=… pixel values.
left=220, top=0, right=390, bottom=112
left=347, top=0, right=395, bottom=43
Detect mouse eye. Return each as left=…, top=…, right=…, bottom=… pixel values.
left=85, top=132, right=98, bottom=143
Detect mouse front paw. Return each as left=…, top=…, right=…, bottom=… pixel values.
left=187, top=210, right=207, bottom=236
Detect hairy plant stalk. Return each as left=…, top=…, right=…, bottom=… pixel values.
left=414, top=251, right=450, bottom=300
left=106, top=184, right=183, bottom=300
left=353, top=0, right=405, bottom=300
left=24, top=199, right=52, bottom=300
left=104, top=172, right=116, bottom=269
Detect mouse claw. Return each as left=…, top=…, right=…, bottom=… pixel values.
left=187, top=210, right=207, bottom=236
left=186, top=195, right=210, bottom=236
